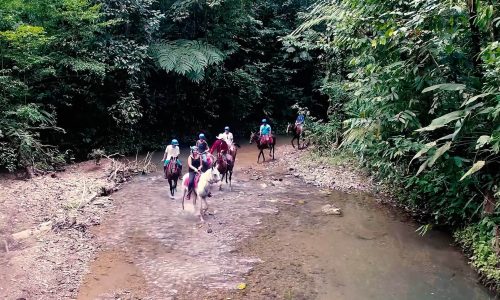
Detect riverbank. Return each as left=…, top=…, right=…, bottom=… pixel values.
left=279, top=145, right=499, bottom=295
left=0, top=156, right=154, bottom=299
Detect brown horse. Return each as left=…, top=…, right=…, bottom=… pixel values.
left=164, top=158, right=181, bottom=199
left=215, top=152, right=229, bottom=190
left=225, top=144, right=240, bottom=188
left=287, top=123, right=304, bottom=149
left=249, top=132, right=276, bottom=163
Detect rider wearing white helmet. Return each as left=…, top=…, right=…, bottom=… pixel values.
left=221, top=126, right=234, bottom=148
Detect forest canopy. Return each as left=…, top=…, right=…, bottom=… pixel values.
left=0, top=0, right=322, bottom=172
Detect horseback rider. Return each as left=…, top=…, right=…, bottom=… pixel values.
left=162, top=139, right=182, bottom=178
left=295, top=113, right=305, bottom=128
left=259, top=119, right=272, bottom=144
left=196, top=133, right=211, bottom=169
left=221, top=126, right=234, bottom=149
left=210, top=134, right=230, bottom=162
left=186, top=146, right=202, bottom=200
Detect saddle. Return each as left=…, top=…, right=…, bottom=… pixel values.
left=295, top=124, right=303, bottom=133
left=260, top=135, right=273, bottom=145
left=167, top=159, right=178, bottom=173
left=183, top=173, right=201, bottom=189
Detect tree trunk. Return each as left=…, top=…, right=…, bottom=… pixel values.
left=467, top=0, right=483, bottom=78
left=495, top=226, right=500, bottom=260
left=25, top=165, right=34, bottom=179
left=483, top=190, right=495, bottom=215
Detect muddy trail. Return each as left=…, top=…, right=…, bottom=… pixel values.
left=74, top=143, right=494, bottom=300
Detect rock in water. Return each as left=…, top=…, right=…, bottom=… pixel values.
left=321, top=204, right=342, bottom=216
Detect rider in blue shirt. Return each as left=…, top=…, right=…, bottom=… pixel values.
left=295, top=114, right=305, bottom=126
left=259, top=119, right=272, bottom=136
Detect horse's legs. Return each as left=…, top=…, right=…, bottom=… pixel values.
left=229, top=170, right=232, bottom=190
left=181, top=188, right=186, bottom=210
left=219, top=172, right=224, bottom=191
left=291, top=136, right=296, bottom=148
left=201, top=196, right=209, bottom=215
left=198, top=196, right=207, bottom=222
left=168, top=179, right=174, bottom=199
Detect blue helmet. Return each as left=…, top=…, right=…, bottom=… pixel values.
left=224, top=126, right=230, bottom=131
left=261, top=119, right=267, bottom=123
left=171, top=139, right=179, bottom=145
left=190, top=146, right=199, bottom=152
left=199, top=133, right=205, bottom=139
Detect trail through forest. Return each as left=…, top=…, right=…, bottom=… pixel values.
left=74, top=143, right=492, bottom=300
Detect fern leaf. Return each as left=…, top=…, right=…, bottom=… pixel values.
left=150, top=39, right=225, bottom=81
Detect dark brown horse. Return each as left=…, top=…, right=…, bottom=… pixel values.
left=215, top=152, right=231, bottom=190
left=164, top=158, right=181, bottom=199
left=287, top=123, right=304, bottom=149
left=225, top=144, right=240, bottom=188
left=249, top=132, right=276, bottom=163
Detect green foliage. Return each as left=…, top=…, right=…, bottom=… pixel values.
left=291, top=0, right=499, bottom=289
left=150, top=39, right=225, bottom=82
left=455, top=219, right=500, bottom=291
left=0, top=0, right=316, bottom=172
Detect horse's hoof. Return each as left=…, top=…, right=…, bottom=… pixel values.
left=170, top=195, right=174, bottom=199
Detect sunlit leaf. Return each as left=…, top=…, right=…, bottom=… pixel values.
left=416, top=111, right=464, bottom=132
left=428, top=141, right=452, bottom=167
left=461, top=93, right=491, bottom=108
left=460, top=161, right=485, bottom=181
left=475, top=135, right=491, bottom=150
left=410, top=141, right=436, bottom=164
left=422, top=83, right=465, bottom=93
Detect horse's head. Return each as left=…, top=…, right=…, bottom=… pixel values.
left=286, top=123, right=292, bottom=133
left=209, top=166, right=222, bottom=183
left=249, top=132, right=258, bottom=144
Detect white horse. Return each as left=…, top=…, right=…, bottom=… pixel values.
left=181, top=167, right=221, bottom=221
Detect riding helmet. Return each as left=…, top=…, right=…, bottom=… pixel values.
left=171, top=139, right=179, bottom=145
left=261, top=119, right=267, bottom=123
left=190, top=146, right=199, bottom=152
left=199, top=133, right=205, bottom=139
left=224, top=126, right=230, bottom=131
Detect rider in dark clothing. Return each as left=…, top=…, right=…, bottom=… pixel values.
left=187, top=146, right=202, bottom=199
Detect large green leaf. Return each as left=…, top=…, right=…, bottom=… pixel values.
left=416, top=111, right=464, bottom=132
left=410, top=141, right=436, bottom=165
left=422, top=83, right=466, bottom=93
left=461, top=93, right=491, bottom=108
left=428, top=141, right=452, bottom=167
